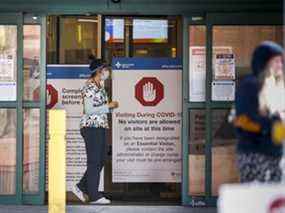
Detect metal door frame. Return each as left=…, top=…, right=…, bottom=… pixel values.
left=182, top=12, right=282, bottom=207
left=0, top=13, right=46, bottom=205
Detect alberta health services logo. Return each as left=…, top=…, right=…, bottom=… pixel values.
left=268, top=197, right=285, bottom=213
left=135, top=77, right=164, bottom=106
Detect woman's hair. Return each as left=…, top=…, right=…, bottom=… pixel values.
left=88, top=54, right=111, bottom=80
left=89, top=67, right=101, bottom=79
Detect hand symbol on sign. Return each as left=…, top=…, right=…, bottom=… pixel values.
left=47, top=89, right=51, bottom=106
left=143, top=82, right=156, bottom=102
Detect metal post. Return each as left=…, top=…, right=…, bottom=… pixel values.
left=48, top=109, right=66, bottom=213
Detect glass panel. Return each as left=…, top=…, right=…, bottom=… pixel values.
left=47, top=16, right=58, bottom=64
left=188, top=109, right=205, bottom=196
left=102, top=16, right=182, bottom=202
left=211, top=110, right=239, bottom=196
left=23, top=109, right=40, bottom=193
left=212, top=26, right=283, bottom=86
left=189, top=26, right=206, bottom=102
left=59, top=16, right=98, bottom=64
left=131, top=17, right=180, bottom=58
left=0, top=25, right=17, bottom=101
left=47, top=15, right=100, bottom=64
left=23, top=25, right=41, bottom=101
left=104, top=18, right=125, bottom=62
left=0, top=109, right=17, bottom=195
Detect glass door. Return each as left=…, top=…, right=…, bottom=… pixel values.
left=0, top=13, right=23, bottom=204
left=182, top=13, right=283, bottom=206
left=0, top=13, right=46, bottom=205
left=22, top=14, right=46, bottom=205
left=103, top=16, right=182, bottom=203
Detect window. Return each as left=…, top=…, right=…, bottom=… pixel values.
left=104, top=16, right=181, bottom=63
left=47, top=16, right=100, bottom=64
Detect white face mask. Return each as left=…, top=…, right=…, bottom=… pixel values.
left=101, top=69, right=110, bottom=81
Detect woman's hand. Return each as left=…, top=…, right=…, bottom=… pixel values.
left=108, top=101, right=119, bottom=109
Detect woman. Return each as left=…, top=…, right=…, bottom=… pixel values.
left=234, top=41, right=284, bottom=183
left=72, top=56, right=118, bottom=204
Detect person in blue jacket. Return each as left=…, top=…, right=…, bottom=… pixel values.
left=234, top=41, right=284, bottom=183
left=72, top=56, right=119, bottom=204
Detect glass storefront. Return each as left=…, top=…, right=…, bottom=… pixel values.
left=0, top=10, right=282, bottom=206
left=44, top=14, right=284, bottom=205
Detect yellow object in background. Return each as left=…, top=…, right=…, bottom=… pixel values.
left=48, top=110, right=66, bottom=213
left=272, top=121, right=285, bottom=145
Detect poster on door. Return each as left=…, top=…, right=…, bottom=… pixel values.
left=214, top=53, right=235, bottom=80
left=189, top=46, right=233, bottom=102
left=112, top=58, right=182, bottom=183
left=45, top=65, right=104, bottom=191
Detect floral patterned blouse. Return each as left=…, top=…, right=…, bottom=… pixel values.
left=80, top=81, right=110, bottom=128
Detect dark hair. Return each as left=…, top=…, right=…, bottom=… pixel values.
left=88, top=55, right=111, bottom=79
left=88, top=54, right=96, bottom=61
left=89, top=64, right=111, bottom=79
left=252, top=41, right=283, bottom=76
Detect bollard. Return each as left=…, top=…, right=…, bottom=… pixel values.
left=48, top=109, right=66, bottom=213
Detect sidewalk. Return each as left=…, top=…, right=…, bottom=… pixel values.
left=0, top=205, right=217, bottom=213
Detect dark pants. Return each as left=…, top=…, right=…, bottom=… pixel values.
left=237, top=152, right=282, bottom=183
left=77, top=127, right=106, bottom=201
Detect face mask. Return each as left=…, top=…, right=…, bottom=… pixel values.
left=101, top=69, right=110, bottom=81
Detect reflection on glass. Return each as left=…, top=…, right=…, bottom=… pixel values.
left=104, top=18, right=125, bottom=62
left=132, top=18, right=179, bottom=58
left=24, top=25, right=41, bottom=101
left=188, top=110, right=205, bottom=196
left=59, top=16, right=98, bottom=64
left=189, top=26, right=206, bottom=102
left=47, top=16, right=58, bottom=64
left=0, top=109, right=17, bottom=195
left=213, top=26, right=283, bottom=81
left=0, top=25, right=17, bottom=101
left=23, top=109, right=40, bottom=193
left=211, top=110, right=239, bottom=196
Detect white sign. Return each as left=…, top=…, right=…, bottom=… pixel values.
left=212, top=80, right=235, bottom=101
left=112, top=58, right=182, bottom=183
left=0, top=82, right=16, bottom=101
left=189, top=47, right=205, bottom=102
left=214, top=53, right=235, bottom=80
left=189, top=46, right=232, bottom=102
left=46, top=65, right=104, bottom=192
left=218, top=183, right=285, bottom=213
left=0, top=56, right=14, bottom=80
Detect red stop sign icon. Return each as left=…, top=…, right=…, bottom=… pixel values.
left=46, top=84, right=58, bottom=109
left=33, top=84, right=58, bottom=108
left=135, top=77, right=164, bottom=106
left=268, top=197, right=285, bottom=213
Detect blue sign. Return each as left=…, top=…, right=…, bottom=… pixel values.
left=47, top=65, right=90, bottom=79
left=112, top=58, right=182, bottom=70
left=47, top=58, right=182, bottom=79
